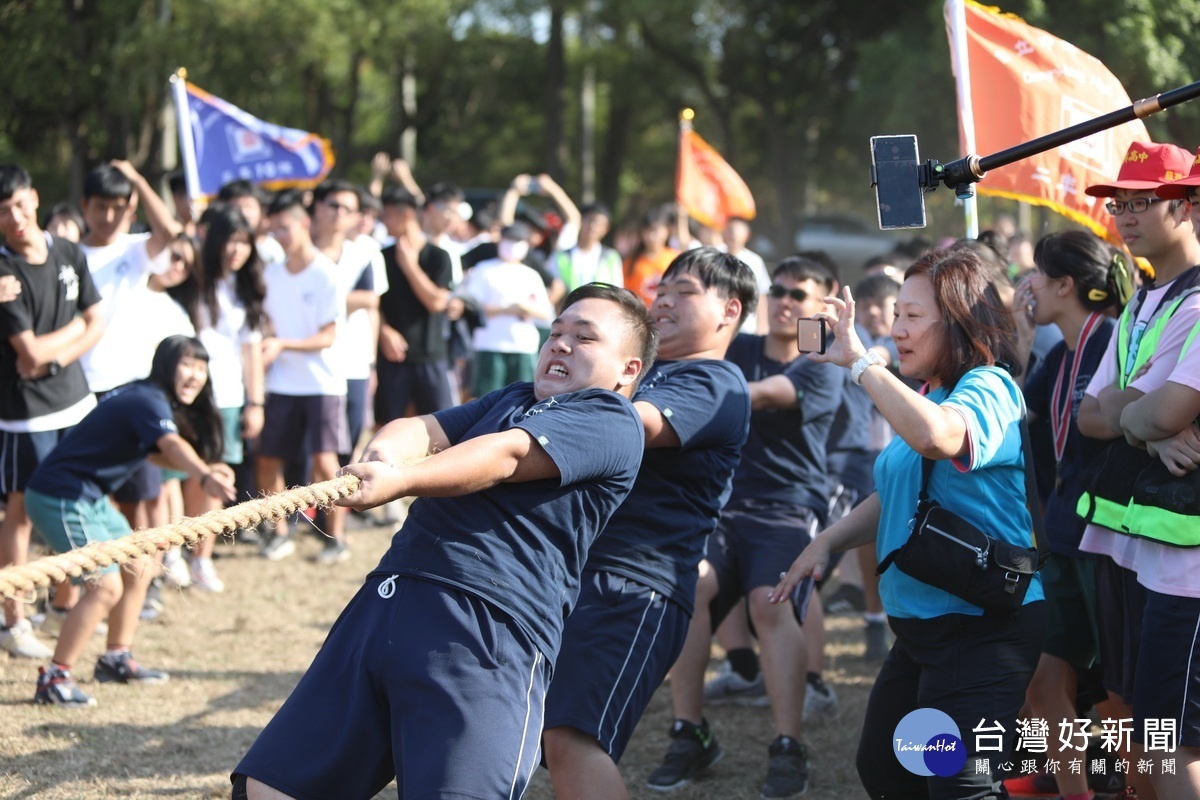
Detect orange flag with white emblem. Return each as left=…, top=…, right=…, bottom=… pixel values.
left=676, top=112, right=756, bottom=229
left=945, top=0, right=1151, bottom=242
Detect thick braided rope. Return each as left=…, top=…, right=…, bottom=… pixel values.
left=0, top=475, right=361, bottom=598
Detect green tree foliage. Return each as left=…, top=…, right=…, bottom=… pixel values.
left=0, top=1, right=1196, bottom=248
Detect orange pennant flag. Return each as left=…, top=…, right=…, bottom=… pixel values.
left=947, top=0, right=1149, bottom=242
left=676, top=123, right=756, bottom=229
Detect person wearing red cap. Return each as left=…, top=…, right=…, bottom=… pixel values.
left=1076, top=140, right=1200, bottom=800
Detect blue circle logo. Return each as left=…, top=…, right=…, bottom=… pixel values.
left=892, top=708, right=967, bottom=777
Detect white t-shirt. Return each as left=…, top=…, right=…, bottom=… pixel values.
left=262, top=255, right=346, bottom=397
left=79, top=233, right=171, bottom=392
left=329, top=239, right=388, bottom=381
left=257, top=235, right=285, bottom=268
left=458, top=259, right=551, bottom=355
left=724, top=246, right=770, bottom=334
left=197, top=276, right=263, bottom=409
left=435, top=233, right=465, bottom=286
left=1079, top=282, right=1200, bottom=595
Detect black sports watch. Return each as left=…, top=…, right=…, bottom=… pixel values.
left=46, top=360, right=62, bottom=377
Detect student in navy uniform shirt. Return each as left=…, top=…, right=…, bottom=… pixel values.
left=650, top=256, right=842, bottom=797
left=542, top=248, right=756, bottom=800
left=0, top=164, right=106, bottom=660
left=233, top=283, right=653, bottom=800
left=25, top=336, right=236, bottom=706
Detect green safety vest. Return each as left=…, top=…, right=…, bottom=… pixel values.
left=1120, top=321, right=1200, bottom=545
left=555, top=247, right=624, bottom=293
left=1076, top=268, right=1200, bottom=530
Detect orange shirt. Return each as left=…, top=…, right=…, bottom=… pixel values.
left=624, top=249, right=679, bottom=307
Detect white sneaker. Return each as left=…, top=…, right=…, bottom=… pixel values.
left=31, top=607, right=107, bottom=638
left=703, top=660, right=768, bottom=706
left=260, top=534, right=296, bottom=562
left=802, top=681, right=840, bottom=722
left=189, top=558, right=225, bottom=592
left=0, top=618, right=53, bottom=659
left=161, top=547, right=192, bottom=589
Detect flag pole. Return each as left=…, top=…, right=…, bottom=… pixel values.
left=676, top=108, right=695, bottom=245
left=945, top=0, right=979, bottom=238
left=169, top=67, right=203, bottom=218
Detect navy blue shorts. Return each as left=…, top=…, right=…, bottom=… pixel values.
left=1094, top=555, right=1147, bottom=701
left=375, top=359, right=455, bottom=423
left=258, top=393, right=349, bottom=461
left=707, top=498, right=817, bottom=626
left=543, top=570, right=690, bottom=762
left=234, top=574, right=548, bottom=800
left=1133, top=589, right=1200, bottom=748
left=342, top=378, right=368, bottom=462
left=112, top=460, right=163, bottom=503
left=0, top=427, right=73, bottom=495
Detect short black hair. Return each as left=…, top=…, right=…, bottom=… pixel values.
left=0, top=165, right=32, bottom=202
left=217, top=179, right=265, bottom=204
left=380, top=186, right=419, bottom=210
left=167, top=172, right=188, bottom=195
left=854, top=271, right=902, bottom=302
left=311, top=179, right=361, bottom=211
left=773, top=256, right=836, bottom=292
left=580, top=202, right=611, bottom=219
left=559, top=282, right=658, bottom=386
left=661, top=247, right=759, bottom=326
left=267, top=189, right=307, bottom=217
left=795, top=249, right=841, bottom=285
left=42, top=202, right=85, bottom=233
left=82, top=164, right=133, bottom=200
left=425, top=182, right=464, bottom=207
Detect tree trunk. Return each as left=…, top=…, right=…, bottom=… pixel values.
left=543, top=1, right=567, bottom=182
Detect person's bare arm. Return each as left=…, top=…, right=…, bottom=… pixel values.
left=396, top=236, right=450, bottom=313
left=771, top=493, right=882, bottom=602
left=749, top=375, right=800, bottom=411
left=1121, top=382, right=1200, bottom=445
left=110, top=160, right=182, bottom=258
left=338, top=427, right=557, bottom=508
left=156, top=432, right=237, bottom=501
left=1077, top=394, right=1119, bottom=440
left=359, top=414, right=452, bottom=467
left=536, top=173, right=581, bottom=231
left=635, top=400, right=682, bottom=449
left=262, top=321, right=337, bottom=365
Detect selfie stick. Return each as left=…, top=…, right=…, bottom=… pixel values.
left=922, top=79, right=1200, bottom=200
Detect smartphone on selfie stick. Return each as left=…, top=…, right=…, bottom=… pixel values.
left=797, top=318, right=827, bottom=355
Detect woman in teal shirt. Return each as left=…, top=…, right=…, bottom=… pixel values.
left=774, top=248, right=1043, bottom=800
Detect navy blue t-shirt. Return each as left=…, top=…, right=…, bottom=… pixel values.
left=26, top=381, right=178, bottom=501
left=372, top=382, right=644, bottom=661
left=585, top=359, right=750, bottom=614
left=725, top=334, right=841, bottom=514
left=1023, top=318, right=1114, bottom=557
left=824, top=325, right=874, bottom=459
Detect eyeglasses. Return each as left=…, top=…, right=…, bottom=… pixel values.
left=1104, top=197, right=1166, bottom=216
left=769, top=284, right=808, bottom=302
left=323, top=200, right=359, bottom=215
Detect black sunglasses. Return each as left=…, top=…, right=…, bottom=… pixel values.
left=769, top=284, right=808, bottom=302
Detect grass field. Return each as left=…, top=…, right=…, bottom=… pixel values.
left=0, top=522, right=881, bottom=799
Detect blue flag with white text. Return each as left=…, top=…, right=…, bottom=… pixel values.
left=172, top=78, right=335, bottom=202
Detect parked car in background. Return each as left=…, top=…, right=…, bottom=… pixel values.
left=793, top=212, right=907, bottom=282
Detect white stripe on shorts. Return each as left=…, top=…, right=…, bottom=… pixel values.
left=600, top=591, right=666, bottom=754
left=508, top=650, right=545, bottom=800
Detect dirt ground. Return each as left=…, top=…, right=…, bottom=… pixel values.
left=0, top=522, right=882, bottom=799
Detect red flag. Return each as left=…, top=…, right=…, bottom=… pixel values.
left=946, top=0, right=1148, bottom=242
left=676, top=123, right=756, bottom=229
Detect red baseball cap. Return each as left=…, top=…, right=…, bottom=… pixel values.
left=1085, top=141, right=1193, bottom=197
left=1155, top=147, right=1200, bottom=199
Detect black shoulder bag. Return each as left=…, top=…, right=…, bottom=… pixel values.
left=876, top=415, right=1048, bottom=615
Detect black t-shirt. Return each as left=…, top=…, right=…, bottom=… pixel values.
left=1023, top=318, right=1114, bottom=557
left=0, top=235, right=101, bottom=422
left=726, top=334, right=842, bottom=513
left=585, top=359, right=750, bottom=613
left=27, top=381, right=177, bottom=501
left=372, top=383, right=644, bottom=661
left=378, top=242, right=453, bottom=363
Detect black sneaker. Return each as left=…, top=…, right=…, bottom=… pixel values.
left=94, top=651, right=170, bottom=685
left=760, top=735, right=809, bottom=798
left=646, top=718, right=723, bottom=791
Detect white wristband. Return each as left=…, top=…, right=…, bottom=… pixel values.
left=851, top=350, right=887, bottom=385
